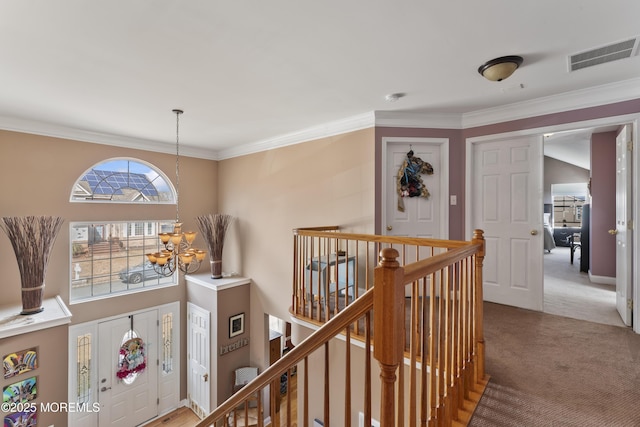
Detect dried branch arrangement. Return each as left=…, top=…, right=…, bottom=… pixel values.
left=196, top=213, right=234, bottom=260
left=0, top=216, right=64, bottom=314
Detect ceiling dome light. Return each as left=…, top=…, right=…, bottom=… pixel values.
left=478, top=55, right=523, bottom=81
left=384, top=93, right=405, bottom=102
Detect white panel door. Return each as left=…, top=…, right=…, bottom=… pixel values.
left=98, top=310, right=158, bottom=427
left=470, top=135, right=544, bottom=311
left=615, top=125, right=633, bottom=325
left=385, top=141, right=443, bottom=240
left=187, top=302, right=210, bottom=419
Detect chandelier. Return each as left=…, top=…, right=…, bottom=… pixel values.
left=146, top=109, right=206, bottom=276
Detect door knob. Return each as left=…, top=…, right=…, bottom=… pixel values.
left=608, top=229, right=618, bottom=235
left=101, top=386, right=111, bottom=392
left=530, top=230, right=538, bottom=235
left=203, top=373, right=209, bottom=382
left=386, top=225, right=393, bottom=231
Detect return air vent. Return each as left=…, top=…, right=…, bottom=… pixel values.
left=569, top=37, right=639, bottom=71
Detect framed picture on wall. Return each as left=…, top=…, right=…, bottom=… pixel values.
left=229, top=313, right=245, bottom=338
left=3, top=347, right=38, bottom=379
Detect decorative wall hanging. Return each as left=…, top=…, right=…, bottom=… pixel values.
left=3, top=348, right=38, bottom=380
left=396, top=149, right=434, bottom=212
left=3, top=376, right=37, bottom=404
left=3, top=409, right=37, bottom=427
left=117, top=337, right=146, bottom=380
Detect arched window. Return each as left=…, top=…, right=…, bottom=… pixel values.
left=70, top=158, right=175, bottom=203
left=69, top=158, right=178, bottom=302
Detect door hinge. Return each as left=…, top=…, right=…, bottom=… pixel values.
left=629, top=220, right=634, bottom=230
left=628, top=140, right=633, bottom=151
left=157, top=359, right=159, bottom=366
left=628, top=299, right=633, bottom=310
left=157, top=398, right=160, bottom=405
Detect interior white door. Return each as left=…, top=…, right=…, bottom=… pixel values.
left=187, top=302, right=210, bottom=419
left=383, top=138, right=448, bottom=248
left=615, top=124, right=633, bottom=325
left=470, top=135, right=544, bottom=311
left=98, top=310, right=158, bottom=427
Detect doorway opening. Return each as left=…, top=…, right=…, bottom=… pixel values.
left=542, top=128, right=624, bottom=327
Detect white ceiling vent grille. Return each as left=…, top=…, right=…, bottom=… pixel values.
left=570, top=37, right=639, bottom=72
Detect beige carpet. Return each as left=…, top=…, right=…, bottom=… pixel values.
left=469, top=302, right=640, bottom=427
left=543, top=246, right=624, bottom=328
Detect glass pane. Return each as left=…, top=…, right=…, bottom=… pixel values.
left=70, top=221, right=177, bottom=302
left=71, top=159, right=174, bottom=203
left=162, top=313, right=173, bottom=375
left=76, top=333, right=92, bottom=403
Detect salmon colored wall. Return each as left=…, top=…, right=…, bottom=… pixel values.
left=0, top=129, right=218, bottom=417
left=0, top=327, right=68, bottom=427
left=217, top=128, right=375, bottom=371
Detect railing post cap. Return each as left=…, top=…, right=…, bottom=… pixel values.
left=379, top=247, right=400, bottom=266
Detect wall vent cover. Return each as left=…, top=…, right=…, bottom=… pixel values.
left=569, top=37, right=639, bottom=71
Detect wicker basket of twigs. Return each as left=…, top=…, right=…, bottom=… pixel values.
left=0, top=216, right=64, bottom=314
left=196, top=214, right=234, bottom=279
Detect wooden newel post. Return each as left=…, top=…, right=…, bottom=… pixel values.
left=374, top=248, right=405, bottom=427
left=472, top=229, right=486, bottom=384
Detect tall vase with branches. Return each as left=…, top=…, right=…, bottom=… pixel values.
left=1, top=216, right=64, bottom=314
left=196, top=214, right=234, bottom=279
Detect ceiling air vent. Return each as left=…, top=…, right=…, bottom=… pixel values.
left=569, top=37, right=639, bottom=72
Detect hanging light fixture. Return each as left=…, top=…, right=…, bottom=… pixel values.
left=146, top=109, right=206, bottom=276
left=477, top=55, right=523, bottom=81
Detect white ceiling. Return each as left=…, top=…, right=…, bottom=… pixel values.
left=1, top=1, right=640, bottom=160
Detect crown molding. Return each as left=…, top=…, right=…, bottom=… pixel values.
left=3, top=77, right=640, bottom=161
left=374, top=111, right=463, bottom=129
left=216, top=111, right=376, bottom=160
left=0, top=115, right=218, bottom=160
left=461, top=77, right=640, bottom=128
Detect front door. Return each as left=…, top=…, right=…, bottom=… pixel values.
left=615, top=124, right=633, bottom=325
left=98, top=310, right=158, bottom=426
left=469, top=135, right=544, bottom=311
left=187, top=302, right=210, bottom=418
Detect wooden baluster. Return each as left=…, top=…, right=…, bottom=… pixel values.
left=304, top=357, right=309, bottom=427
left=364, top=311, right=372, bottom=427
left=374, top=248, right=404, bottom=427
left=345, top=327, right=352, bottom=427
left=324, top=342, right=330, bottom=427
left=428, top=270, right=437, bottom=425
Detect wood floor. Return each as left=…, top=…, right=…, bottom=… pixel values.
left=144, top=373, right=298, bottom=427
left=143, top=406, right=200, bottom=427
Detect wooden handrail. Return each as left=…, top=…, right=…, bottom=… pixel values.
left=195, top=290, right=374, bottom=427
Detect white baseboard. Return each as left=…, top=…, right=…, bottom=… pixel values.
left=588, top=272, right=616, bottom=286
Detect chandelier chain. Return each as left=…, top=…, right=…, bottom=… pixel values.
left=174, top=109, right=183, bottom=223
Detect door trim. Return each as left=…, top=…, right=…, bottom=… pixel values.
left=381, top=137, right=449, bottom=239
left=465, top=113, right=640, bottom=333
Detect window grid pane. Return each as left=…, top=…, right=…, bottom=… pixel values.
left=70, top=220, right=177, bottom=302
